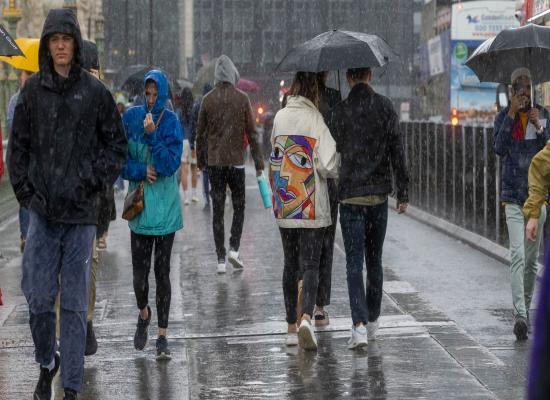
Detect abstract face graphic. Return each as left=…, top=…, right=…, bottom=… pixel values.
left=269, top=135, right=317, bottom=220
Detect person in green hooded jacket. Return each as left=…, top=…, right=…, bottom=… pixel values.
left=121, top=69, right=183, bottom=360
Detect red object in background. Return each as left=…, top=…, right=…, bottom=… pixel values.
left=0, top=287, right=3, bottom=306
left=237, top=78, right=261, bottom=93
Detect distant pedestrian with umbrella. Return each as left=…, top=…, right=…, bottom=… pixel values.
left=3, top=38, right=40, bottom=254
left=466, top=24, right=550, bottom=341
left=494, top=68, right=550, bottom=341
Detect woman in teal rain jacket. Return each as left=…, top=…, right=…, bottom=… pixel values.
left=121, top=69, right=183, bottom=360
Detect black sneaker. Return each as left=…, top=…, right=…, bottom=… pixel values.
left=33, top=351, right=60, bottom=400
left=85, top=320, right=98, bottom=356
left=514, top=316, right=529, bottom=341
left=156, top=335, right=172, bottom=360
left=134, top=305, right=151, bottom=350
left=64, top=389, right=78, bottom=399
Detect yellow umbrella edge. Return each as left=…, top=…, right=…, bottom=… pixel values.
left=0, top=38, right=40, bottom=73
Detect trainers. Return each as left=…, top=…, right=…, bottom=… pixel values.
left=192, top=196, right=199, bottom=203
left=63, top=389, right=78, bottom=399
left=286, top=332, right=298, bottom=347
left=314, top=309, right=329, bottom=327
left=228, top=249, right=244, bottom=269
left=85, top=320, right=98, bottom=356
left=368, top=319, right=379, bottom=341
left=514, top=316, right=529, bottom=341
left=298, top=319, right=318, bottom=351
left=184, top=198, right=190, bottom=206
left=348, top=325, right=368, bottom=350
left=33, top=351, right=60, bottom=400
left=134, top=305, right=151, bottom=350
left=156, top=336, right=172, bottom=360
left=217, top=259, right=227, bottom=274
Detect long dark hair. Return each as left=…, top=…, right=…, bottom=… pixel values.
left=287, top=71, right=320, bottom=108
left=178, top=87, right=195, bottom=121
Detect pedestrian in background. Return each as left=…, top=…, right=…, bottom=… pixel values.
left=8, top=9, right=127, bottom=399
left=330, top=67, right=409, bottom=350
left=312, top=71, right=341, bottom=327
left=177, top=87, right=199, bottom=205
left=269, top=71, right=339, bottom=350
left=121, top=70, right=183, bottom=360
left=6, top=68, right=35, bottom=253
left=196, top=55, right=264, bottom=274
left=194, top=83, right=213, bottom=209
left=494, top=67, right=550, bottom=341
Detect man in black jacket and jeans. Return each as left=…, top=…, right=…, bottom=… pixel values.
left=8, top=9, right=127, bottom=400
left=330, top=67, right=409, bottom=349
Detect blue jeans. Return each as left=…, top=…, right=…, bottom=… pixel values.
left=340, top=201, right=388, bottom=325
left=19, top=207, right=29, bottom=240
left=22, top=211, right=96, bottom=392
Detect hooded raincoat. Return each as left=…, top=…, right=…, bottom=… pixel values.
left=8, top=8, right=127, bottom=225
left=121, top=70, right=183, bottom=236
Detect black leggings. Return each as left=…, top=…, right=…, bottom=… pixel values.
left=279, top=227, right=325, bottom=324
left=130, top=232, right=175, bottom=329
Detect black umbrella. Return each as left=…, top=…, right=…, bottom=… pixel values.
left=114, top=64, right=175, bottom=97
left=275, top=30, right=398, bottom=73
left=466, top=24, right=550, bottom=84
left=0, top=24, right=23, bottom=57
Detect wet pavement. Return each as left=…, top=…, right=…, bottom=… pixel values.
left=0, top=169, right=535, bottom=399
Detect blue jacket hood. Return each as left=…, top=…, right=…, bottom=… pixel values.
left=144, top=69, right=169, bottom=116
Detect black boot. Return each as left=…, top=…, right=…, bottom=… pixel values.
left=85, top=320, right=98, bottom=356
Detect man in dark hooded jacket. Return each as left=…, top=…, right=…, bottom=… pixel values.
left=8, top=9, right=127, bottom=400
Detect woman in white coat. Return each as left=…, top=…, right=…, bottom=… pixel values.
left=269, top=72, right=339, bottom=351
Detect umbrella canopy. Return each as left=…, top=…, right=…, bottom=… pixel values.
left=114, top=64, right=174, bottom=97
left=0, top=25, right=23, bottom=57
left=466, top=24, right=550, bottom=84
left=275, top=30, right=398, bottom=73
left=192, top=58, right=217, bottom=95
left=0, top=38, right=39, bottom=72
left=236, top=78, right=260, bottom=93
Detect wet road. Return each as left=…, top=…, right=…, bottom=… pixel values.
left=0, top=169, right=535, bottom=399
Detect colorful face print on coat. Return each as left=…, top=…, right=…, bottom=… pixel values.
left=270, top=135, right=317, bottom=220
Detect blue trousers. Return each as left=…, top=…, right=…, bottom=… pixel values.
left=340, top=201, right=388, bottom=326
left=22, top=211, right=96, bottom=392
left=19, top=207, right=29, bottom=240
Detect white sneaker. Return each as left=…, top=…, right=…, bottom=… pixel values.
left=192, top=196, right=199, bottom=203
left=184, top=198, right=190, bottom=206
left=298, top=319, right=318, bottom=351
left=368, top=320, right=379, bottom=341
left=228, top=250, right=244, bottom=269
left=286, top=333, right=298, bottom=347
left=217, top=261, right=226, bottom=274
left=348, top=325, right=368, bottom=349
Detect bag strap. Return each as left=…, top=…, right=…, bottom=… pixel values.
left=154, top=109, right=166, bottom=129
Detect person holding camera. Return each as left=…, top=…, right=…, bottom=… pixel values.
left=494, top=67, right=550, bottom=341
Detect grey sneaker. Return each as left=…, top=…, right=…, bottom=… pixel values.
left=134, top=305, right=151, bottom=350
left=156, top=336, right=172, bottom=360
left=514, top=316, right=529, bottom=341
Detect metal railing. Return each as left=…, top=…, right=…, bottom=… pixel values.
left=400, top=122, right=508, bottom=247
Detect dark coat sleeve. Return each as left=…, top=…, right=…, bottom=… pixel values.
left=94, top=86, right=128, bottom=190
left=188, top=103, right=199, bottom=150
left=494, top=108, right=515, bottom=157
left=196, top=99, right=208, bottom=170
left=8, top=86, right=33, bottom=207
left=244, top=97, right=264, bottom=171
left=387, top=107, right=409, bottom=203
